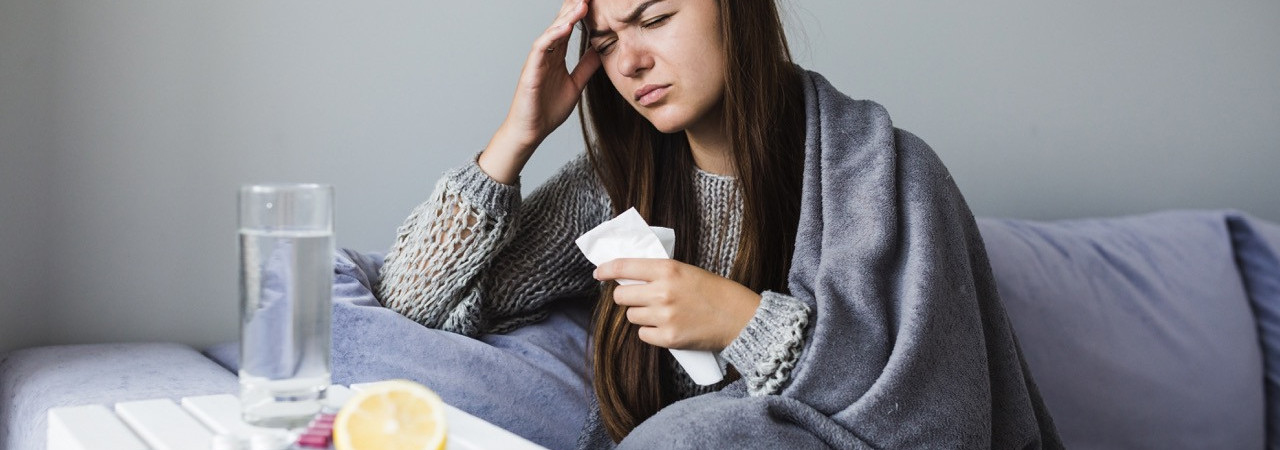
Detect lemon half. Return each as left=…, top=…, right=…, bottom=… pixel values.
left=333, top=379, right=448, bottom=450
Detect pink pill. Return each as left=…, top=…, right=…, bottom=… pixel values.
left=297, top=432, right=330, bottom=448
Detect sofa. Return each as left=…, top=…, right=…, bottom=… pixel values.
left=3, top=209, right=1278, bottom=449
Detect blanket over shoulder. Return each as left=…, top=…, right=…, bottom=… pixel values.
left=618, top=71, right=1062, bottom=448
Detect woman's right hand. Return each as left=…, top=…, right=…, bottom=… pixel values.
left=480, top=0, right=602, bottom=185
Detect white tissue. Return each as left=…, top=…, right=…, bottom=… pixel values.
left=575, top=208, right=726, bottom=386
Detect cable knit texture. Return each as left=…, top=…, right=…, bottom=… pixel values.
left=721, top=290, right=811, bottom=395
left=379, top=154, right=603, bottom=336
left=377, top=153, right=813, bottom=405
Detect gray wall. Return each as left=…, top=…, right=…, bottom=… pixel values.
left=2, top=0, right=1277, bottom=353
left=1, top=0, right=54, bottom=353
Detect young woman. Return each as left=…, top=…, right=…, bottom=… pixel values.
left=378, top=0, right=1061, bottom=448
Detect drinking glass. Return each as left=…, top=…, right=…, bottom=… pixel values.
left=238, top=183, right=334, bottom=428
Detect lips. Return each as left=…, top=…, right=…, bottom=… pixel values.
left=633, top=84, right=671, bottom=107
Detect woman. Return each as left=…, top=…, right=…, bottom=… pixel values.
left=378, top=0, right=1061, bottom=448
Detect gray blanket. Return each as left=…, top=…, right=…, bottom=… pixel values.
left=616, top=71, right=1062, bottom=448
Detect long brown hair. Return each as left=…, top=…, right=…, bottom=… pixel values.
left=577, top=0, right=806, bottom=441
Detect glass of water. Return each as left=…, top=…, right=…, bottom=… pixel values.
left=238, top=183, right=334, bottom=428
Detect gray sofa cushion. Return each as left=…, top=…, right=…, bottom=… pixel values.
left=1230, top=214, right=1280, bottom=448
left=978, top=211, right=1266, bottom=449
left=0, top=342, right=238, bottom=450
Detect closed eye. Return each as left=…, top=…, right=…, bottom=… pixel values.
left=594, top=14, right=673, bottom=55
left=642, top=14, right=671, bottom=29
left=595, top=39, right=617, bottom=55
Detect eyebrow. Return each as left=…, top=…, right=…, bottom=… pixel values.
left=587, top=0, right=664, bottom=39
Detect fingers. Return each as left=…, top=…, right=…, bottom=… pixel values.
left=572, top=47, right=602, bottom=86
left=554, top=0, right=584, bottom=22
left=554, top=0, right=576, bottom=18
left=594, top=258, right=676, bottom=284
left=557, top=0, right=589, bottom=28
left=625, top=305, right=659, bottom=327
left=636, top=326, right=670, bottom=348
left=535, top=0, right=588, bottom=57
left=612, top=284, right=661, bottom=307
left=533, top=24, right=572, bottom=57
left=627, top=311, right=669, bottom=348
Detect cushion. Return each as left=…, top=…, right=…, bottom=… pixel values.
left=1255, top=219, right=1280, bottom=252
left=1228, top=214, right=1280, bottom=449
left=0, top=342, right=238, bottom=450
left=977, top=210, right=1265, bottom=449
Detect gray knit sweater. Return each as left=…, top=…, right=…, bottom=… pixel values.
left=377, top=153, right=812, bottom=402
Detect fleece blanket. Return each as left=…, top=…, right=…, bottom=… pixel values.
left=614, top=71, right=1062, bottom=448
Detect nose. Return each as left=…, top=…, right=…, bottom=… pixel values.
left=614, top=40, right=653, bottom=78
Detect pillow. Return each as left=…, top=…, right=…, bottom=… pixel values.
left=1227, top=213, right=1280, bottom=449
left=978, top=210, right=1264, bottom=449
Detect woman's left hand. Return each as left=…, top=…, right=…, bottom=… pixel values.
left=593, top=258, right=761, bottom=352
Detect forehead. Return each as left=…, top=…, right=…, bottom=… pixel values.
left=585, top=0, right=669, bottom=29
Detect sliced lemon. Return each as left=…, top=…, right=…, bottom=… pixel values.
left=333, top=379, right=448, bottom=450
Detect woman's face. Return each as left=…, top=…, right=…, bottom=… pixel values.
left=585, top=0, right=726, bottom=134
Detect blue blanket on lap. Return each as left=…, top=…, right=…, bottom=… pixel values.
left=209, top=248, right=594, bottom=449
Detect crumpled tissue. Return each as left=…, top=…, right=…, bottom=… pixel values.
left=575, top=207, right=727, bottom=385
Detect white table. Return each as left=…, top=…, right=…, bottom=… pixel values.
left=47, top=382, right=547, bottom=450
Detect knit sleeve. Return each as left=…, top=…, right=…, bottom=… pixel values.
left=377, top=153, right=610, bottom=336
left=719, top=290, right=813, bottom=396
